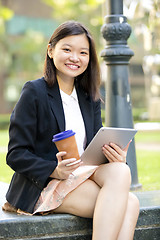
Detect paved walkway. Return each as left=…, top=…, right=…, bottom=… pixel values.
left=135, top=142, right=160, bottom=151
left=134, top=122, right=160, bottom=151
left=134, top=190, right=160, bottom=208
left=135, top=122, right=160, bottom=131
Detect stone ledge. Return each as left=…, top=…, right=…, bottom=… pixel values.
left=136, top=206, right=160, bottom=227
left=134, top=227, right=160, bottom=240
left=0, top=213, right=92, bottom=239
left=134, top=207, right=160, bottom=240
left=1, top=207, right=160, bottom=240
left=1, top=182, right=160, bottom=240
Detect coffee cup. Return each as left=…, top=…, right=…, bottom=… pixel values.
left=52, top=130, right=80, bottom=160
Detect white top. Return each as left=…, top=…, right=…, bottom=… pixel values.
left=60, top=87, right=87, bottom=156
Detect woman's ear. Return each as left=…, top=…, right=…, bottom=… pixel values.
left=47, top=44, right=53, bottom=59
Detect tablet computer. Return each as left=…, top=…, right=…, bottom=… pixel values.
left=81, top=127, right=137, bottom=166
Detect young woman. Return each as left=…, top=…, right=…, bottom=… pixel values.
left=3, top=21, right=139, bottom=240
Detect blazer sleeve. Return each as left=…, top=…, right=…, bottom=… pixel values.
left=6, top=81, right=57, bottom=189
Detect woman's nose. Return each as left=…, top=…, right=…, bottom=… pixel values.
left=69, top=53, right=79, bottom=62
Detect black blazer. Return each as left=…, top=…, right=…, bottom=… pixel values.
left=6, top=77, right=102, bottom=213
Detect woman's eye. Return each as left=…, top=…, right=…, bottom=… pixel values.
left=81, top=51, right=88, bottom=55
left=63, top=48, right=70, bottom=52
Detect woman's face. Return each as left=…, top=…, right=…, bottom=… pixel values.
left=48, top=34, right=90, bottom=82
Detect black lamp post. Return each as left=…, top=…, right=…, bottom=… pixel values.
left=101, top=0, right=141, bottom=189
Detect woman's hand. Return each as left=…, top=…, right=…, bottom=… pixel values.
left=50, top=151, right=82, bottom=180
left=102, top=141, right=131, bottom=163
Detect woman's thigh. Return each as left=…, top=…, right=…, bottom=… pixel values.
left=53, top=179, right=100, bottom=218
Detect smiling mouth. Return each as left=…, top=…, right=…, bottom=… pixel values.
left=65, top=64, right=80, bottom=70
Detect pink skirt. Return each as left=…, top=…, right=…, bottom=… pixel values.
left=33, top=165, right=98, bottom=215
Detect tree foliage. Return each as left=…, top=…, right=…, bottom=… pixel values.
left=0, top=4, right=13, bottom=34
left=0, top=3, right=47, bottom=112
left=124, top=0, right=160, bottom=54
left=42, top=0, right=105, bottom=50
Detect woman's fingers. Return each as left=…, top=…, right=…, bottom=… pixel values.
left=56, top=151, right=67, bottom=161
left=56, top=152, right=82, bottom=179
left=102, top=143, right=127, bottom=163
left=102, top=145, right=117, bottom=162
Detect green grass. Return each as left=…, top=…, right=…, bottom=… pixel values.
left=0, top=129, right=160, bottom=192
left=135, top=130, right=160, bottom=143
left=0, top=130, right=9, bottom=146
left=1, top=153, right=14, bottom=183
left=136, top=150, right=160, bottom=191
left=0, top=130, right=14, bottom=183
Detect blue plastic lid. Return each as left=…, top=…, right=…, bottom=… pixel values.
left=52, top=130, right=75, bottom=142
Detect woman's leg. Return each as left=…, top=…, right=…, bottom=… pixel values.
left=90, top=162, right=138, bottom=240
left=54, top=163, right=139, bottom=239
left=117, top=192, right=139, bottom=240
left=53, top=178, right=100, bottom=218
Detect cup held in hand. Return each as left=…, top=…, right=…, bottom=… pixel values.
left=52, top=130, right=80, bottom=160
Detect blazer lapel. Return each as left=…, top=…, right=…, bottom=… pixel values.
left=46, top=81, right=65, bottom=132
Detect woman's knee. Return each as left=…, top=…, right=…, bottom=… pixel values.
left=92, top=163, right=131, bottom=188
left=117, top=163, right=131, bottom=184
left=109, top=163, right=131, bottom=189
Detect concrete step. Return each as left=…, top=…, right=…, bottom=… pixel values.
left=0, top=214, right=92, bottom=240
left=135, top=227, right=160, bottom=240
left=1, top=182, right=160, bottom=240
left=1, top=208, right=160, bottom=240
left=134, top=206, right=160, bottom=240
